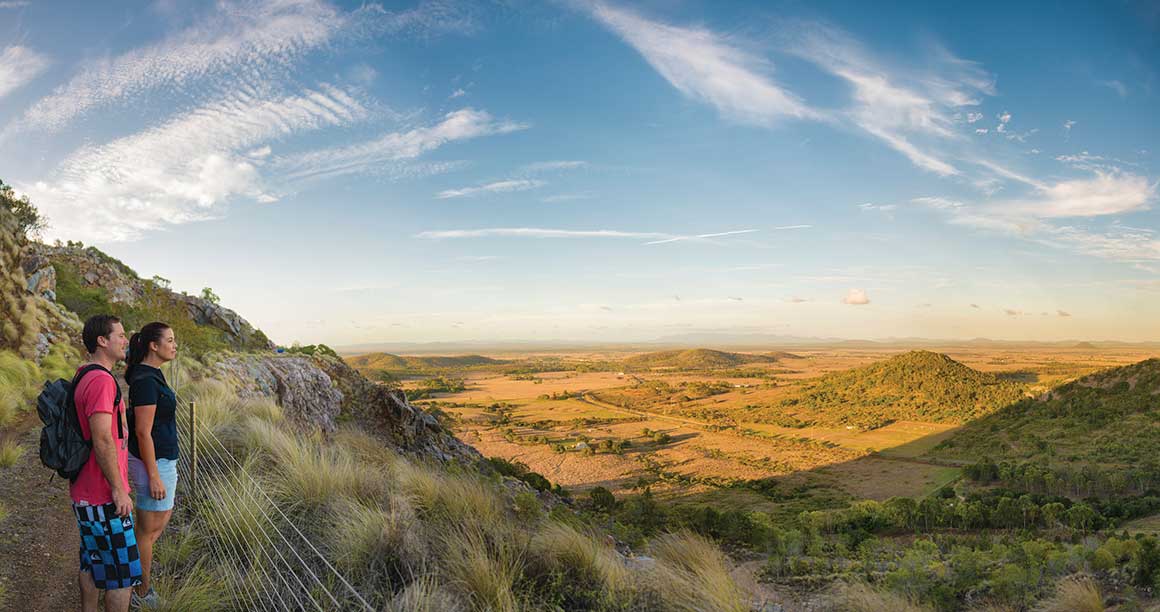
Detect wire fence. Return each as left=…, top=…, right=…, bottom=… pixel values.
left=166, top=362, right=376, bottom=611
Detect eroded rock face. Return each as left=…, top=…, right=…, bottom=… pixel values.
left=210, top=354, right=344, bottom=432
left=205, top=353, right=481, bottom=464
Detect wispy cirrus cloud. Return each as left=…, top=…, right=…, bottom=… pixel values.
left=277, top=108, right=528, bottom=182
left=19, top=84, right=369, bottom=242
left=416, top=227, right=673, bottom=240
left=435, top=178, right=545, bottom=199
left=0, top=45, right=49, bottom=99
left=8, top=0, right=344, bottom=134
left=520, top=160, right=587, bottom=173
left=415, top=227, right=764, bottom=245
left=787, top=24, right=994, bottom=176
left=643, top=229, right=758, bottom=245
left=4, top=0, right=476, bottom=136
left=589, top=2, right=817, bottom=126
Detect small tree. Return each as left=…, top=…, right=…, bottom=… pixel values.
left=0, top=179, right=46, bottom=237
left=201, top=286, right=221, bottom=305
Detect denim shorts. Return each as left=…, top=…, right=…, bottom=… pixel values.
left=127, top=454, right=178, bottom=512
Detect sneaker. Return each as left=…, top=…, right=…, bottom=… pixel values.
left=131, top=587, right=162, bottom=609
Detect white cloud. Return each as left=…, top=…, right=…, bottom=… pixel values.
left=1100, top=79, right=1128, bottom=98
left=858, top=202, right=897, bottom=212
left=841, top=288, right=870, bottom=305
left=277, top=108, right=528, bottom=182
left=449, top=88, right=466, bottom=99
left=789, top=25, right=993, bottom=176
left=911, top=196, right=963, bottom=209
left=1063, top=119, right=1076, bottom=134
left=0, top=46, right=49, bottom=99
left=998, top=111, right=1011, bottom=124
left=521, top=160, right=587, bottom=173
left=966, top=112, right=983, bottom=123
left=590, top=2, right=816, bottom=126
left=975, top=128, right=988, bottom=134
left=20, top=85, right=368, bottom=242
left=0, top=1, right=30, bottom=7
left=416, top=228, right=673, bottom=240
left=643, top=229, right=758, bottom=245
left=542, top=192, right=594, bottom=203
left=998, top=170, right=1154, bottom=218
left=9, top=0, right=344, bottom=133
left=435, top=178, right=545, bottom=199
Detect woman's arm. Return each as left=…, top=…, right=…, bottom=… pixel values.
left=133, top=404, right=166, bottom=500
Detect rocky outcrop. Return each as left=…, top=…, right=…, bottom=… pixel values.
left=204, top=352, right=481, bottom=464
left=210, top=354, right=345, bottom=432
left=24, top=243, right=272, bottom=351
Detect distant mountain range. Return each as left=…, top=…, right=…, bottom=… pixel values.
left=334, top=334, right=1160, bottom=355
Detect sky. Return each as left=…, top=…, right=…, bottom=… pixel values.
left=1, top=0, right=1158, bottom=346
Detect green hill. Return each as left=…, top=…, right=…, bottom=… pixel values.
left=761, top=350, right=1026, bottom=429
left=929, top=357, right=1160, bottom=467
left=622, top=348, right=783, bottom=370
left=346, top=352, right=503, bottom=373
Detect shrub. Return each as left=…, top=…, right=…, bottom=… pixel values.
left=589, top=486, right=616, bottom=512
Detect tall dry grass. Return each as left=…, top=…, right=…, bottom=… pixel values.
left=830, top=581, right=933, bottom=612
left=648, top=531, right=749, bottom=612
left=1033, top=575, right=1104, bottom=612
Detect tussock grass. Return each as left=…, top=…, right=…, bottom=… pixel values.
left=830, top=581, right=932, bottom=612
left=0, top=351, right=40, bottom=426
left=153, top=524, right=203, bottom=570
left=267, top=439, right=389, bottom=512
left=329, top=499, right=425, bottom=594
left=183, top=379, right=241, bottom=432
left=1033, top=575, right=1103, bottom=612
left=333, top=425, right=399, bottom=467
left=0, top=438, right=24, bottom=468
left=440, top=525, right=525, bottom=612
left=648, top=531, right=748, bottom=612
left=385, top=575, right=464, bottom=612
left=197, top=462, right=272, bottom=562
left=147, top=562, right=227, bottom=612
left=530, top=521, right=631, bottom=596
left=395, top=461, right=503, bottom=529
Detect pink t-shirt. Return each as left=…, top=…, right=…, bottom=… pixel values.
left=68, top=366, right=130, bottom=505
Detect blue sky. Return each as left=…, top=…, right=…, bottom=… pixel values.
left=2, top=0, right=1158, bottom=345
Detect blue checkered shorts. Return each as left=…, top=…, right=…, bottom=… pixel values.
left=74, top=503, right=143, bottom=590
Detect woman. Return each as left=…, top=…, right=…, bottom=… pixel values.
left=125, top=322, right=179, bottom=607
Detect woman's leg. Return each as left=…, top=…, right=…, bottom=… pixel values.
left=134, top=508, right=174, bottom=595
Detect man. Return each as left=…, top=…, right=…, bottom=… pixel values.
left=71, top=314, right=141, bottom=612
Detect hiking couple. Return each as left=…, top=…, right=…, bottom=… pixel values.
left=64, top=315, right=179, bottom=611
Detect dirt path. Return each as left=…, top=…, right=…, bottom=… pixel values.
left=0, top=425, right=81, bottom=611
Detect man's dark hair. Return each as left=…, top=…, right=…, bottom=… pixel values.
left=82, top=314, right=121, bottom=353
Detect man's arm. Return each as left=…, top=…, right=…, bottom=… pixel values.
left=89, top=412, right=132, bottom=517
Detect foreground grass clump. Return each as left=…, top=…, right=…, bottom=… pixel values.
left=829, top=581, right=931, bottom=612
left=1033, top=575, right=1103, bottom=612
left=161, top=378, right=750, bottom=611
left=0, top=439, right=23, bottom=468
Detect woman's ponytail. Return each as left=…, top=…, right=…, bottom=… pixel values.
left=124, top=321, right=171, bottom=380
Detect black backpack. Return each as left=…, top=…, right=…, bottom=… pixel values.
left=38, top=364, right=122, bottom=482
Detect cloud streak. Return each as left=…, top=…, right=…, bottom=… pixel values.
left=590, top=2, right=816, bottom=126
left=0, top=46, right=49, bottom=99
left=435, top=178, right=545, bottom=199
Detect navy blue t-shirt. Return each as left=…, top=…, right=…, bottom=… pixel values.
left=127, top=365, right=179, bottom=461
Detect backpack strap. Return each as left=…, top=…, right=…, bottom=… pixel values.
left=70, top=365, right=124, bottom=441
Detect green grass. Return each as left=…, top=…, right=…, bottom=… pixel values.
left=0, top=439, right=23, bottom=469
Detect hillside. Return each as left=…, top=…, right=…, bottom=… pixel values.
left=622, top=348, right=786, bottom=370
left=346, top=352, right=503, bottom=374
left=756, top=350, right=1027, bottom=429
left=929, top=357, right=1160, bottom=468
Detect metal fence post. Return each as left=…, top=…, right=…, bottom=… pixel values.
left=189, top=400, right=197, bottom=491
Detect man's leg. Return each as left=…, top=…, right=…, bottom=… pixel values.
left=104, top=586, right=131, bottom=612
left=78, top=569, right=99, bottom=612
